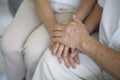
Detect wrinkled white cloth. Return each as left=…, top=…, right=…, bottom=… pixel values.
left=33, top=49, right=104, bottom=80
left=32, top=0, right=120, bottom=80
left=0, top=0, right=80, bottom=80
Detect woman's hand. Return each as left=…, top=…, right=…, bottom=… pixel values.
left=50, top=43, right=80, bottom=68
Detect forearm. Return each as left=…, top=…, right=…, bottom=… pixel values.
left=74, top=0, right=97, bottom=21
left=84, top=3, right=103, bottom=34
left=81, top=36, right=120, bottom=79
left=34, top=0, right=57, bottom=35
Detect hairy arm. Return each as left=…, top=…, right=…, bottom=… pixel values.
left=79, top=3, right=120, bottom=79
left=81, top=35, right=120, bottom=79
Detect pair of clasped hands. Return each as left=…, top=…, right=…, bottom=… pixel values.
left=49, top=15, right=89, bottom=69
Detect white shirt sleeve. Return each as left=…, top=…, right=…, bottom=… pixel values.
left=98, top=0, right=105, bottom=7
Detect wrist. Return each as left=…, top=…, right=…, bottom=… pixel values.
left=46, top=22, right=57, bottom=37
left=78, top=35, right=91, bottom=52
left=81, top=36, right=95, bottom=53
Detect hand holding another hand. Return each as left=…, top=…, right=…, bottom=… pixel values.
left=52, top=15, right=90, bottom=51
left=50, top=43, right=80, bottom=68
left=49, top=19, right=81, bottom=69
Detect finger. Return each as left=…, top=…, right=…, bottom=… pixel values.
left=71, top=48, right=75, bottom=53
left=72, top=15, right=81, bottom=24
left=71, top=49, right=78, bottom=58
left=53, top=43, right=60, bottom=55
left=53, top=31, right=62, bottom=37
left=58, top=57, right=63, bottom=64
left=63, top=46, right=69, bottom=57
left=68, top=56, right=76, bottom=69
left=52, top=37, right=61, bottom=43
left=74, top=55, right=80, bottom=65
left=57, top=44, right=64, bottom=58
left=49, top=42, right=54, bottom=50
left=63, top=56, right=71, bottom=68
left=52, top=43, right=60, bottom=55
left=53, top=26, right=64, bottom=32
left=50, top=43, right=56, bottom=54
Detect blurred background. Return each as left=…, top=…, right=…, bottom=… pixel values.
left=0, top=0, right=22, bottom=80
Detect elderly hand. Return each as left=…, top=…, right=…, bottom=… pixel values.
left=49, top=19, right=80, bottom=68
left=52, top=15, right=90, bottom=52
left=49, top=21, right=69, bottom=56
left=49, top=20, right=70, bottom=56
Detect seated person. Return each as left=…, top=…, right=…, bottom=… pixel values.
left=33, top=0, right=120, bottom=80
left=0, top=0, right=97, bottom=80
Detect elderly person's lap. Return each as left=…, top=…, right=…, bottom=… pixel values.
left=32, top=47, right=104, bottom=80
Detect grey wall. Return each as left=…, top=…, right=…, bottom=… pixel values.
left=8, top=0, right=23, bottom=16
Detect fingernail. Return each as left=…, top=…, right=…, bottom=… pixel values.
left=73, top=64, right=76, bottom=69
left=52, top=53, right=56, bottom=56
left=71, top=53, right=74, bottom=57
left=77, top=60, right=80, bottom=64
left=66, top=63, right=70, bottom=69
left=64, top=53, right=67, bottom=57
left=59, top=60, right=61, bottom=64
left=59, top=58, right=62, bottom=64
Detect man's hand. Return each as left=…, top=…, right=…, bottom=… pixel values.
left=49, top=20, right=80, bottom=68
left=49, top=18, right=82, bottom=68
left=52, top=15, right=90, bottom=51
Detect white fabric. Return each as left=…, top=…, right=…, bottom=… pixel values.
left=49, top=0, right=81, bottom=13
left=0, top=0, right=81, bottom=80
left=32, top=0, right=120, bottom=80
left=2, top=0, right=120, bottom=80
left=33, top=49, right=104, bottom=80
left=0, top=0, right=48, bottom=80
left=99, top=0, right=120, bottom=53
left=99, top=0, right=120, bottom=80
left=98, top=0, right=105, bottom=7
left=32, top=14, right=104, bottom=80
left=32, top=7, right=105, bottom=80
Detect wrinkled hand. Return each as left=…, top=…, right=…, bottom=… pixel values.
left=52, top=15, right=89, bottom=51
left=49, top=20, right=80, bottom=68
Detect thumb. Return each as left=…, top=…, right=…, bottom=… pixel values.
left=72, top=15, right=81, bottom=24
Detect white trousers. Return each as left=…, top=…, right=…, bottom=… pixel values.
left=1, top=0, right=48, bottom=80
left=1, top=0, right=105, bottom=80
left=32, top=49, right=105, bottom=80
left=0, top=0, right=75, bottom=80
